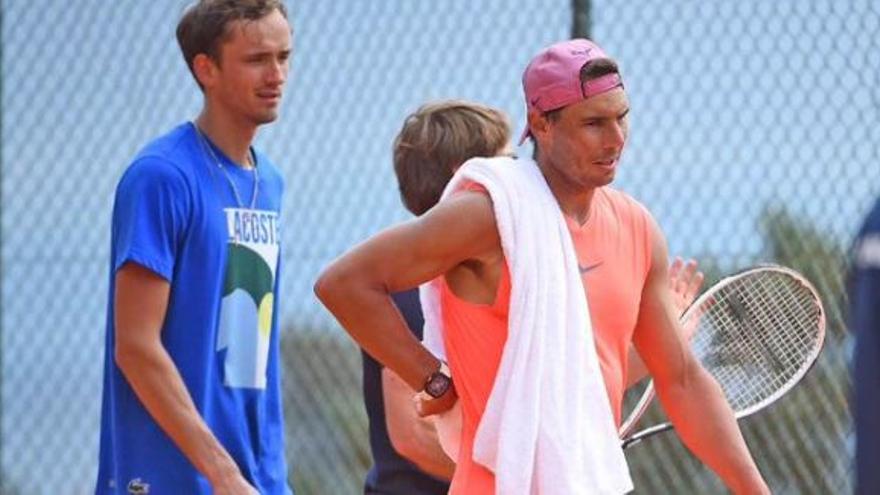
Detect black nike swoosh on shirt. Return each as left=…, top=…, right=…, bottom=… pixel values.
left=579, top=261, right=603, bottom=274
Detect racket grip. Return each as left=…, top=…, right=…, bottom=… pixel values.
left=621, top=436, right=643, bottom=450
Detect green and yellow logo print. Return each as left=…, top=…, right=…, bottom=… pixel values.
left=216, top=208, right=280, bottom=389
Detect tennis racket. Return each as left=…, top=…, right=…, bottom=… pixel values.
left=619, top=264, right=826, bottom=449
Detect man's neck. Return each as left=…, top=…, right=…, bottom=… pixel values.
left=537, top=158, right=597, bottom=226
left=194, top=110, right=257, bottom=168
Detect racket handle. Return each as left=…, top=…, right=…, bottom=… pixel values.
left=621, top=436, right=644, bottom=449
left=621, top=422, right=674, bottom=450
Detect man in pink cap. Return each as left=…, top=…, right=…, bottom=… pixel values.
left=316, top=39, right=769, bottom=494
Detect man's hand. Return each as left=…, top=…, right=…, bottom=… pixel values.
left=414, top=384, right=458, bottom=417
left=668, top=257, right=704, bottom=317
left=668, top=257, right=704, bottom=342
left=383, top=368, right=456, bottom=478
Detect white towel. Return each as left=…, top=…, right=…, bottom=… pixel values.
left=421, top=157, right=633, bottom=495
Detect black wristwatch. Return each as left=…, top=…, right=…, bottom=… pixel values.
left=420, top=362, right=453, bottom=399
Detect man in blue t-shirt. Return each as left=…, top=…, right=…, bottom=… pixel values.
left=851, top=197, right=880, bottom=495
left=96, top=2, right=293, bottom=494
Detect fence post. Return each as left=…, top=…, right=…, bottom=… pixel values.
left=572, top=0, right=592, bottom=38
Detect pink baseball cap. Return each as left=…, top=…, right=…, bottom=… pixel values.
left=519, top=38, right=623, bottom=144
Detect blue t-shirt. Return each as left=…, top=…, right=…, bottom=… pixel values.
left=852, top=198, right=880, bottom=495
left=361, top=289, right=450, bottom=494
left=96, top=123, right=291, bottom=494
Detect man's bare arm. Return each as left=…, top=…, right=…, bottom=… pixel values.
left=383, top=368, right=455, bottom=479
left=114, top=263, right=256, bottom=494
left=631, top=222, right=768, bottom=495
left=625, top=257, right=704, bottom=388
left=315, top=192, right=500, bottom=415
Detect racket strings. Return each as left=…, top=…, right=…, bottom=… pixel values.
left=618, top=267, right=825, bottom=446
left=705, top=283, right=807, bottom=404
left=692, top=272, right=821, bottom=412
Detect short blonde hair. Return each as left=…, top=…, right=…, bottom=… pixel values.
left=393, top=100, right=511, bottom=216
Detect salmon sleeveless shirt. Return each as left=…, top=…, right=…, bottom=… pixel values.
left=440, top=186, right=652, bottom=494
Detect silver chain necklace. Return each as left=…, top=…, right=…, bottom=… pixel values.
left=194, top=123, right=259, bottom=210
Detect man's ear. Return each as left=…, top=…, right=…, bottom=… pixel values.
left=528, top=110, right=552, bottom=144
left=192, top=53, right=218, bottom=90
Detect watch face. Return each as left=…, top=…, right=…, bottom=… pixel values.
left=425, top=372, right=452, bottom=398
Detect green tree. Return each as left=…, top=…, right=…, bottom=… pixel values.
left=280, top=328, right=371, bottom=495
left=760, top=206, right=848, bottom=338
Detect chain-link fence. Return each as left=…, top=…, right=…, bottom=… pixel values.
left=1, top=0, right=876, bottom=493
